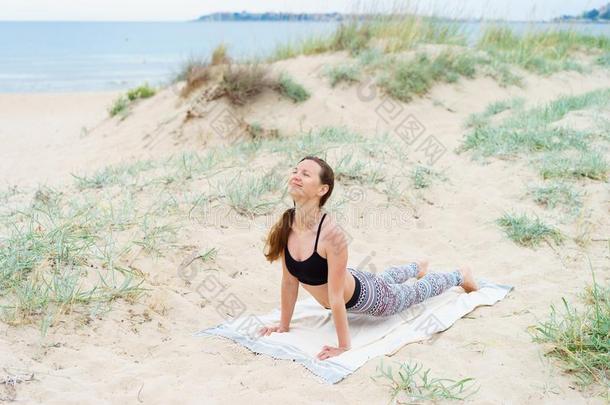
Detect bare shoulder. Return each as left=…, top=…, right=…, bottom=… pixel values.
left=320, top=212, right=349, bottom=252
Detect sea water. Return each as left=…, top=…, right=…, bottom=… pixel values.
left=0, top=20, right=607, bottom=93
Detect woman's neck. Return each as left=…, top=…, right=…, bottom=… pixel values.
left=292, top=203, right=322, bottom=232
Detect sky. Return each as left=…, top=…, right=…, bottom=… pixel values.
left=0, top=0, right=603, bottom=22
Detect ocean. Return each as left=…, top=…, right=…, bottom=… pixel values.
left=0, top=20, right=608, bottom=93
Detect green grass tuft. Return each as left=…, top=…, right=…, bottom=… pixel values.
left=529, top=261, right=610, bottom=395
left=496, top=211, right=564, bottom=247
left=537, top=151, right=609, bottom=181
left=108, top=96, right=130, bottom=118
left=214, top=170, right=284, bottom=217
left=464, top=97, right=525, bottom=129
left=109, top=83, right=156, bottom=118
left=378, top=50, right=478, bottom=102
left=334, top=152, right=385, bottom=185
left=411, top=165, right=445, bottom=189
left=527, top=181, right=583, bottom=217
left=126, top=83, right=156, bottom=101
left=277, top=72, right=310, bottom=103
left=323, top=64, right=361, bottom=87
left=371, top=359, right=479, bottom=402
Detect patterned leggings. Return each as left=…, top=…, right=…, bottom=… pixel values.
left=346, top=263, right=464, bottom=317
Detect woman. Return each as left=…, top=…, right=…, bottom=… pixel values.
left=259, top=156, right=478, bottom=361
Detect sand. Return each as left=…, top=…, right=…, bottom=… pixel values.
left=1, top=51, right=609, bottom=404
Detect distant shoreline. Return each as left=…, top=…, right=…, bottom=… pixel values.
left=192, top=11, right=610, bottom=24
left=0, top=18, right=609, bottom=24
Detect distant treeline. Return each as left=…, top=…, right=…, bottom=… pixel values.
left=196, top=8, right=610, bottom=23
left=555, top=3, right=610, bottom=21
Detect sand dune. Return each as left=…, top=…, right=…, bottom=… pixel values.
left=1, top=48, right=609, bottom=404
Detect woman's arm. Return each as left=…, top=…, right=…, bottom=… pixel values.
left=329, top=299, right=350, bottom=349
left=326, top=220, right=351, bottom=349
left=279, top=254, right=299, bottom=330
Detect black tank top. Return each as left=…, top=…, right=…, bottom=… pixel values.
left=284, top=213, right=328, bottom=285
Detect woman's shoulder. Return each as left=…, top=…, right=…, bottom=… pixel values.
left=321, top=211, right=338, bottom=228
left=320, top=211, right=349, bottom=249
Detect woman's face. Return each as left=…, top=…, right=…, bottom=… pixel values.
left=288, top=159, right=326, bottom=201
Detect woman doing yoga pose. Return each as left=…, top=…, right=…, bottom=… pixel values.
left=259, top=156, right=478, bottom=360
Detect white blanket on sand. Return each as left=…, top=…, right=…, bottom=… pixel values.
left=194, top=278, right=514, bottom=384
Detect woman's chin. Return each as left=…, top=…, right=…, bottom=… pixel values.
left=288, top=192, right=305, bottom=203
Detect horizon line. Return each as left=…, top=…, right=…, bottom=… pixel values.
left=0, top=17, right=594, bottom=23
left=0, top=9, right=595, bottom=24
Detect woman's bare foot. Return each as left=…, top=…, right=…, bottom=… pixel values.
left=416, top=259, right=429, bottom=279
left=459, top=265, right=478, bottom=292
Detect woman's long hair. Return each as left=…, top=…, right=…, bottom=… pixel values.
left=264, top=156, right=334, bottom=263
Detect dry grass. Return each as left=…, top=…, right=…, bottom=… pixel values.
left=209, top=62, right=276, bottom=106
left=211, top=42, right=231, bottom=65
left=179, top=43, right=233, bottom=97
left=180, top=64, right=213, bottom=97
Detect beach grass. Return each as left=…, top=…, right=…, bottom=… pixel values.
left=0, top=186, right=148, bottom=328
left=213, top=170, right=285, bottom=217
left=527, top=181, right=583, bottom=217
left=529, top=258, right=610, bottom=397
left=478, top=58, right=525, bottom=87
left=268, top=34, right=334, bottom=61
left=459, top=88, right=610, bottom=158
left=377, top=50, right=477, bottom=102
left=356, top=47, right=388, bottom=68
left=268, top=13, right=467, bottom=63
left=496, top=211, right=564, bottom=247
left=71, top=159, right=159, bottom=190
left=211, top=42, right=231, bottom=65
left=176, top=11, right=609, bottom=108
left=323, top=63, right=361, bottom=87
left=329, top=19, right=373, bottom=56
left=108, top=95, right=130, bottom=118
left=211, top=62, right=276, bottom=105
left=108, top=83, right=157, bottom=118
left=476, top=25, right=609, bottom=75
left=177, top=59, right=213, bottom=97
left=174, top=55, right=210, bottom=83
left=180, top=61, right=313, bottom=105
left=537, top=150, right=609, bottom=181
left=176, top=42, right=234, bottom=97
left=334, top=151, right=385, bottom=185
left=464, top=97, right=525, bottom=129
left=368, top=15, right=467, bottom=52
left=459, top=89, right=609, bottom=232
left=411, top=165, right=445, bottom=189
left=126, top=83, right=156, bottom=101
left=262, top=15, right=608, bottom=104
left=0, top=148, right=241, bottom=329
left=277, top=72, right=310, bottom=102
left=372, top=359, right=479, bottom=402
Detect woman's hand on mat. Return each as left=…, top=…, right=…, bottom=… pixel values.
left=257, top=324, right=289, bottom=336
left=316, top=345, right=350, bottom=360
